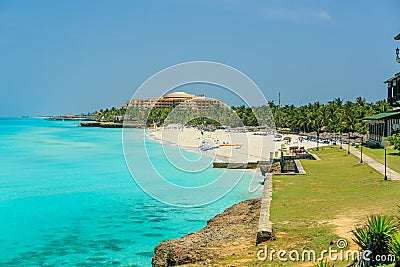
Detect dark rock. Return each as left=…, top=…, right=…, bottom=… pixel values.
left=152, top=198, right=261, bottom=267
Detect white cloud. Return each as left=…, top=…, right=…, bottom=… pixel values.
left=263, top=8, right=331, bottom=22
left=318, top=11, right=331, bottom=21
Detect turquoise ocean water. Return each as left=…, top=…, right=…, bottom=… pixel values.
left=0, top=118, right=261, bottom=266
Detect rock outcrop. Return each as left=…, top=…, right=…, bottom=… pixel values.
left=152, top=198, right=261, bottom=267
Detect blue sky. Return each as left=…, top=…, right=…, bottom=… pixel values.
left=0, top=0, right=399, bottom=116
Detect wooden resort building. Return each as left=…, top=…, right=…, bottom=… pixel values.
left=365, top=33, right=400, bottom=147
left=365, top=110, right=400, bottom=146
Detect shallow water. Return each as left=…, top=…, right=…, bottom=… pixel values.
left=0, top=118, right=262, bottom=266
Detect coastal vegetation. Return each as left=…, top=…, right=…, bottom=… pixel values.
left=93, top=97, right=391, bottom=134
left=96, top=105, right=246, bottom=127
left=186, top=117, right=222, bottom=127
left=94, top=107, right=127, bottom=121
left=255, top=97, right=391, bottom=134
left=389, top=133, right=400, bottom=154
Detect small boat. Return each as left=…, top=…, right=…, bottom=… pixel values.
left=199, top=145, right=219, bottom=151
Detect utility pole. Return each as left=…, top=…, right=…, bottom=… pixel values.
left=278, top=92, right=281, bottom=108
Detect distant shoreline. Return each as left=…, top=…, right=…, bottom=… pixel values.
left=79, top=121, right=145, bottom=128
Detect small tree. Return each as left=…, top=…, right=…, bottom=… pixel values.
left=389, top=133, right=400, bottom=154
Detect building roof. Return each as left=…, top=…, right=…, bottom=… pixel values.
left=395, top=33, right=400, bottom=40
left=384, top=72, right=400, bottom=83
left=163, top=92, right=195, bottom=98
left=363, top=110, right=400, bottom=120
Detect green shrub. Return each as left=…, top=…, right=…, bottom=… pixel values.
left=313, top=259, right=333, bottom=267
left=389, top=133, right=400, bottom=153
left=389, top=231, right=400, bottom=267
left=352, top=215, right=397, bottom=266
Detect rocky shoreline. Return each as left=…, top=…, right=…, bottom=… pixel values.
left=152, top=198, right=261, bottom=267
left=78, top=121, right=145, bottom=128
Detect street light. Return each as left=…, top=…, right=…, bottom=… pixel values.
left=384, top=148, right=387, bottom=181
left=396, top=47, right=400, bottom=63
left=359, top=136, right=363, bottom=164
left=348, top=132, right=351, bottom=154
left=383, top=139, right=389, bottom=181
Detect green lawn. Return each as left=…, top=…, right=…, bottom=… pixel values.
left=267, top=147, right=400, bottom=266
left=208, top=147, right=400, bottom=267
left=357, top=146, right=400, bottom=174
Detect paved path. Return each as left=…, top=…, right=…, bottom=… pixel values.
left=347, top=145, right=400, bottom=181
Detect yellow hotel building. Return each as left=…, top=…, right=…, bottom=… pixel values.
left=130, top=92, right=226, bottom=109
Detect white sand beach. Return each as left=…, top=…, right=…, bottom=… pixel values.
left=147, top=126, right=275, bottom=163
left=147, top=126, right=329, bottom=163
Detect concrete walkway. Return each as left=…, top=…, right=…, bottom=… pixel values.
left=256, top=173, right=273, bottom=244
left=347, top=145, right=400, bottom=181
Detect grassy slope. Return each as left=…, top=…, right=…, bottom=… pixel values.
left=357, top=146, right=400, bottom=174
left=268, top=147, right=400, bottom=266
left=202, top=147, right=400, bottom=267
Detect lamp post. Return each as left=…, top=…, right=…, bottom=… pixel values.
left=316, top=130, right=319, bottom=151
left=384, top=148, right=387, bottom=181
left=360, top=136, right=363, bottom=164
left=383, top=139, right=389, bottom=181
left=348, top=132, right=351, bottom=154
left=396, top=47, right=400, bottom=63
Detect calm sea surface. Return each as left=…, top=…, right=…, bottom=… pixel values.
left=0, top=118, right=261, bottom=266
